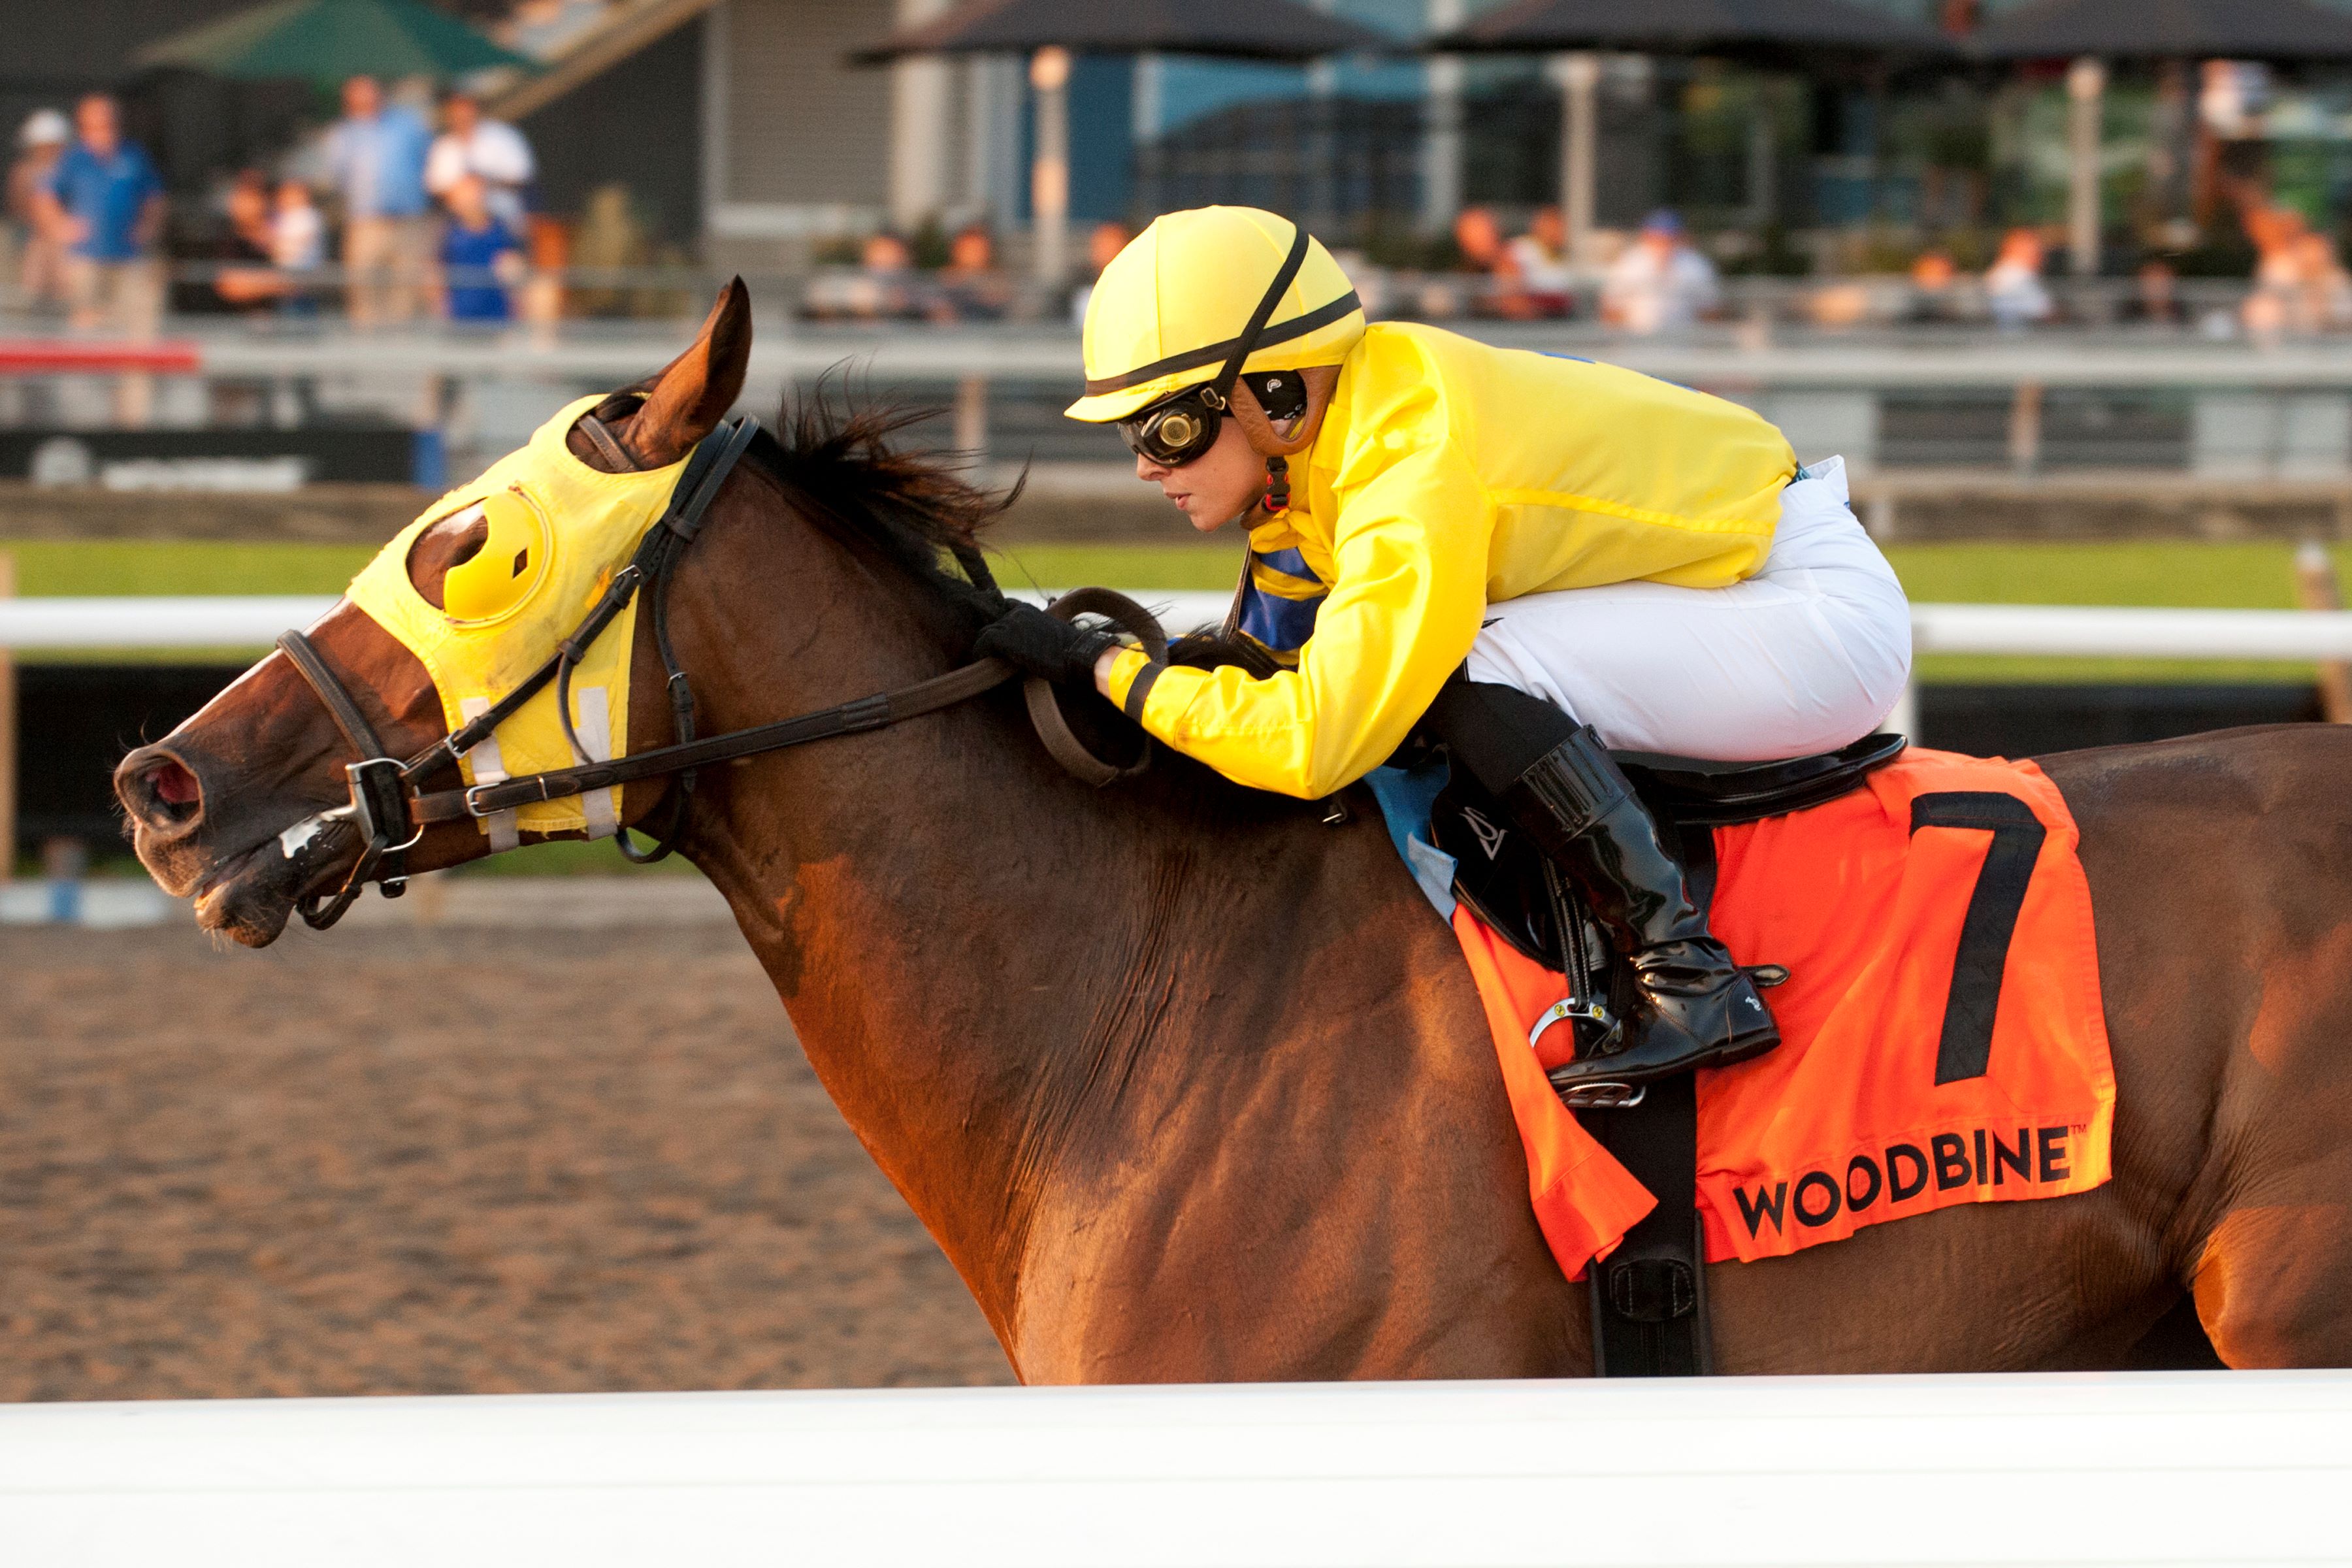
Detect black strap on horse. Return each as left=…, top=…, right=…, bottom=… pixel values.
left=274, top=413, right=1161, bottom=932
left=1582, top=819, right=1718, bottom=1378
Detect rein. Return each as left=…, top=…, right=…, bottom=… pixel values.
left=276, top=414, right=1163, bottom=930
left=274, top=413, right=1092, bottom=932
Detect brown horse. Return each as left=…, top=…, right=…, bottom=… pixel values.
left=116, top=285, right=2352, bottom=1380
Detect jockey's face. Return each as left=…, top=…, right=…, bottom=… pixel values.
left=1132, top=408, right=1263, bottom=533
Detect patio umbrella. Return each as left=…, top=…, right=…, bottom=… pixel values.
left=1972, top=0, right=2352, bottom=277
left=1969, top=0, right=2352, bottom=60
left=1428, top=0, right=1953, bottom=264
left=853, top=0, right=1392, bottom=285
left=1432, top=0, right=1951, bottom=61
left=135, top=0, right=534, bottom=89
left=850, top=0, right=1391, bottom=64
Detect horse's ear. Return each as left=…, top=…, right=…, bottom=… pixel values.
left=628, top=277, right=753, bottom=468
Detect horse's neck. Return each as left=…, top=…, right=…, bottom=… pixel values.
left=664, top=501, right=1235, bottom=1348
left=691, top=683, right=1221, bottom=1347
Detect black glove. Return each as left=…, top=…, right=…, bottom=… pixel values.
left=973, top=602, right=1122, bottom=687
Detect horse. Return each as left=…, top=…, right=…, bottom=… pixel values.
left=116, top=283, right=2352, bottom=1380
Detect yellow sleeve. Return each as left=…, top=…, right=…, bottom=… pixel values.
left=1107, top=438, right=1490, bottom=799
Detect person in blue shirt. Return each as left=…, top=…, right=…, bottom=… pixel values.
left=34, top=94, right=165, bottom=421
left=323, top=75, right=433, bottom=326
left=435, top=173, right=522, bottom=326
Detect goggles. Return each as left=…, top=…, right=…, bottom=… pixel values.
left=1118, top=370, right=1309, bottom=468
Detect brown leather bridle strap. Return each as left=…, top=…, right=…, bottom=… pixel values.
left=277, top=629, right=394, bottom=763
left=574, top=413, right=642, bottom=472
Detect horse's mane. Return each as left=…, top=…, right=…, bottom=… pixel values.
left=749, top=387, right=1010, bottom=621
left=743, top=385, right=1300, bottom=821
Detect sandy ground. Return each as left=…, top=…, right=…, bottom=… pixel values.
left=0, top=921, right=1015, bottom=1401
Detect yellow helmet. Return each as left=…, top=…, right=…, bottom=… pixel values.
left=1066, top=206, right=1365, bottom=425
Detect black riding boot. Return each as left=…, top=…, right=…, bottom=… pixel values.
left=1499, top=724, right=1780, bottom=1092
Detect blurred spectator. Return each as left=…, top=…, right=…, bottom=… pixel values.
left=518, top=215, right=568, bottom=336
left=272, top=178, right=326, bottom=314
left=273, top=179, right=325, bottom=274
left=2242, top=205, right=2307, bottom=344
left=1504, top=206, right=1573, bottom=317
left=802, top=229, right=924, bottom=321
left=933, top=223, right=1011, bottom=322
left=212, top=169, right=287, bottom=314
left=1984, top=228, right=2053, bottom=331
left=1600, top=210, right=1718, bottom=335
left=1069, top=220, right=1132, bottom=325
left=2291, top=231, right=2352, bottom=335
left=1452, top=205, right=1504, bottom=272
left=35, top=93, right=164, bottom=421
left=425, top=89, right=534, bottom=233
left=435, top=172, right=524, bottom=327
left=569, top=184, right=646, bottom=317
left=2126, top=259, right=2183, bottom=328
left=1902, top=249, right=1970, bottom=325
left=325, top=74, right=433, bottom=325
left=8, top=109, right=71, bottom=312
left=851, top=231, right=915, bottom=320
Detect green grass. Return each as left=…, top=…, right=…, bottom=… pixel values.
left=7, top=540, right=374, bottom=597
left=1884, top=542, right=2340, bottom=682
left=987, top=539, right=1244, bottom=595
left=10, top=536, right=2349, bottom=681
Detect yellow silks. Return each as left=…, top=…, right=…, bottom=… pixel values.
left=1102, top=321, right=1796, bottom=800
left=345, top=395, right=692, bottom=836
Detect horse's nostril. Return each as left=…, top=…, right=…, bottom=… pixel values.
left=143, top=759, right=203, bottom=822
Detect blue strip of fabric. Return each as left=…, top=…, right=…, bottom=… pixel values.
left=1364, top=756, right=1458, bottom=921
left=1251, top=546, right=1322, bottom=585
left=1239, top=583, right=1327, bottom=654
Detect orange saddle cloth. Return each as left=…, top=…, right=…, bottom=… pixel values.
left=1454, top=747, right=2115, bottom=1279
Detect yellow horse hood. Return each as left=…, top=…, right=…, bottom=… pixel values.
left=345, top=395, right=691, bottom=838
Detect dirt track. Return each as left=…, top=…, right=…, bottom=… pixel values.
left=0, top=921, right=1014, bottom=1401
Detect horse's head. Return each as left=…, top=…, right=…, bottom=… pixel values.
left=115, top=282, right=754, bottom=947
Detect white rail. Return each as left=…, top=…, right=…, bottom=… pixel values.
left=1, top=1372, right=2344, bottom=1567
left=10, top=593, right=2352, bottom=658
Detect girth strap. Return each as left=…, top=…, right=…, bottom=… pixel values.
left=1585, top=819, right=1718, bottom=1378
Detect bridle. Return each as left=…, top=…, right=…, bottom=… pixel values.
left=270, top=412, right=1153, bottom=932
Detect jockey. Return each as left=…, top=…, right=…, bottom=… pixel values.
left=975, top=206, right=1911, bottom=1092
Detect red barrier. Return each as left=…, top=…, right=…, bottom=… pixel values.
left=0, top=340, right=203, bottom=374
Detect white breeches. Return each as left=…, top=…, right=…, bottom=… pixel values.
left=1463, top=456, right=1912, bottom=760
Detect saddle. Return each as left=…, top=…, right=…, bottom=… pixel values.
left=1426, top=730, right=1909, bottom=1378
left=1433, top=732, right=1910, bottom=973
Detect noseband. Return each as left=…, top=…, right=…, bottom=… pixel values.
left=273, top=414, right=1162, bottom=931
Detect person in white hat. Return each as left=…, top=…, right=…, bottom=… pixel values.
left=8, top=109, right=71, bottom=310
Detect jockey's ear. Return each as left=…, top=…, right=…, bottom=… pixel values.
left=627, top=276, right=753, bottom=469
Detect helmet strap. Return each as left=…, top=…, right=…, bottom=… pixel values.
left=1206, top=225, right=1313, bottom=409
left=1262, top=455, right=1290, bottom=513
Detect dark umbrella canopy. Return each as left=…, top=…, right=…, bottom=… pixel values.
left=1970, top=0, right=2352, bottom=59
left=852, top=0, right=1392, bottom=63
left=135, top=0, right=533, bottom=88
left=1430, top=0, right=1952, bottom=56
